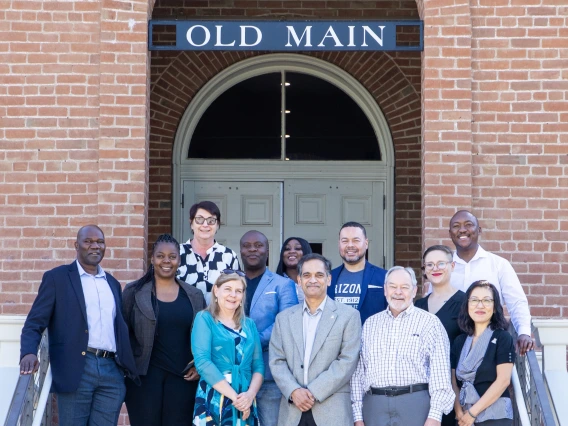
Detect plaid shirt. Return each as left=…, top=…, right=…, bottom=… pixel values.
left=351, top=304, right=455, bottom=422
left=177, top=240, right=240, bottom=304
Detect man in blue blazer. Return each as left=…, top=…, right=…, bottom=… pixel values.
left=20, top=225, right=138, bottom=426
left=327, top=221, right=388, bottom=324
left=240, top=230, right=298, bottom=426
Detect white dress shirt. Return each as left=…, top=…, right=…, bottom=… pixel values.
left=351, top=304, right=454, bottom=422
left=451, top=246, right=531, bottom=336
left=302, top=297, right=326, bottom=386
left=77, top=260, right=116, bottom=352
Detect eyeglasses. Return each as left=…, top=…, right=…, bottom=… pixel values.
left=194, top=216, right=218, bottom=225
left=423, top=261, right=450, bottom=271
left=222, top=269, right=246, bottom=277
left=468, top=298, right=494, bottom=307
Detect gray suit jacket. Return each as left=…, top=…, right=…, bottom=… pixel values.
left=269, top=296, right=361, bottom=426
left=122, top=277, right=206, bottom=376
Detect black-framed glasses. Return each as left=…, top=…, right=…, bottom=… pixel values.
left=194, top=216, right=218, bottom=225
left=468, top=298, right=494, bottom=308
left=222, top=269, right=245, bottom=277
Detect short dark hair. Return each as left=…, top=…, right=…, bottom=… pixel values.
left=340, top=221, right=367, bottom=238
left=297, top=253, right=332, bottom=276
left=189, top=201, right=221, bottom=228
left=422, top=244, right=453, bottom=261
left=275, top=237, right=313, bottom=276
left=458, top=280, right=509, bottom=335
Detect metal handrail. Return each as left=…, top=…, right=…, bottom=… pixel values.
left=509, top=324, right=557, bottom=426
left=4, top=331, right=52, bottom=426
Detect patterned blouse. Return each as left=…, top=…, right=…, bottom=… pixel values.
left=177, top=240, right=241, bottom=304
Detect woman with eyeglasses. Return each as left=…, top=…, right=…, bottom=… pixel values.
left=415, top=245, right=465, bottom=426
left=451, top=281, right=515, bottom=426
left=178, top=200, right=241, bottom=305
left=192, top=270, right=264, bottom=425
left=123, top=234, right=207, bottom=426
left=275, top=237, right=312, bottom=303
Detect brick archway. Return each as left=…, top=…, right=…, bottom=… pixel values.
left=149, top=49, right=422, bottom=268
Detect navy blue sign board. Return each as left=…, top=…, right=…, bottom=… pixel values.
left=148, top=20, right=423, bottom=52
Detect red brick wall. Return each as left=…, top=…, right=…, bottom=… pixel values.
left=149, top=0, right=423, bottom=270
left=0, top=0, right=153, bottom=314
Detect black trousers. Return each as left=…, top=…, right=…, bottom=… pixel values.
left=125, top=364, right=198, bottom=426
left=298, top=410, right=317, bottom=426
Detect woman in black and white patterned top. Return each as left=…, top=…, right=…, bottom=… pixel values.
left=177, top=201, right=240, bottom=304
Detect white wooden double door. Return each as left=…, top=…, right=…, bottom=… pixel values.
left=182, top=180, right=385, bottom=271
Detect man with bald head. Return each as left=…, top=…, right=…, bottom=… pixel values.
left=449, top=210, right=534, bottom=354
left=240, top=230, right=298, bottom=426
left=20, top=225, right=138, bottom=426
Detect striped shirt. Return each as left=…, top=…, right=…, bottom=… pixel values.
left=351, top=304, right=455, bottom=422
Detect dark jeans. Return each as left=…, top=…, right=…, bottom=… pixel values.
left=125, top=364, right=198, bottom=426
left=57, top=352, right=126, bottom=426
left=298, top=410, right=317, bottom=426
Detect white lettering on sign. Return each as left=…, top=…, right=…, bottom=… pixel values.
left=186, top=25, right=211, bottom=47
left=215, top=25, right=235, bottom=47
left=285, top=26, right=312, bottom=47
left=347, top=25, right=356, bottom=47
left=361, top=26, right=385, bottom=47
left=318, top=26, right=343, bottom=47
left=240, top=25, right=262, bottom=47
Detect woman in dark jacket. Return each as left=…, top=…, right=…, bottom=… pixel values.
left=451, top=281, right=515, bottom=426
left=123, top=234, right=206, bottom=426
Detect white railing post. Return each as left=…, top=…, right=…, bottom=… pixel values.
left=533, top=319, right=568, bottom=426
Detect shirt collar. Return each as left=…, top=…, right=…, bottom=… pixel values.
left=386, top=302, right=415, bottom=319
left=76, top=259, right=105, bottom=278
left=453, top=245, right=488, bottom=264
left=185, top=239, right=220, bottom=255
left=303, top=297, right=327, bottom=316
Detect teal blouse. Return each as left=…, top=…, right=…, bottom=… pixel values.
left=191, top=310, right=264, bottom=397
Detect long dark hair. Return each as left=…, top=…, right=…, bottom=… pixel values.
left=275, top=237, right=312, bottom=276
left=131, top=234, right=180, bottom=293
left=458, top=280, right=509, bottom=335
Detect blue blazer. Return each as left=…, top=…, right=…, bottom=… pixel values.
left=327, top=261, right=388, bottom=324
left=20, top=261, right=139, bottom=393
left=248, top=269, right=298, bottom=381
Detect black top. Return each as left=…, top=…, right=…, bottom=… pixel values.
left=415, top=290, right=466, bottom=347
left=451, top=329, right=515, bottom=399
left=244, top=274, right=263, bottom=316
left=150, top=289, right=194, bottom=377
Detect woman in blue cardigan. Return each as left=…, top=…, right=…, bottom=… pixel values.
left=191, top=270, right=264, bottom=425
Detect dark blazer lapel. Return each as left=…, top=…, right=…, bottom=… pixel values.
left=309, top=297, right=338, bottom=366
left=357, top=262, right=373, bottom=310
left=250, top=270, right=272, bottom=312
left=68, top=261, right=88, bottom=324
left=134, top=282, right=156, bottom=321
left=289, top=305, right=304, bottom=359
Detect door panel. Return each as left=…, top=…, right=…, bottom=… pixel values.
left=182, top=181, right=283, bottom=270
left=283, top=180, right=384, bottom=270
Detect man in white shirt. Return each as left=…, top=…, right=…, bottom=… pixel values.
left=449, top=210, right=534, bottom=355
left=351, top=266, right=454, bottom=426
left=270, top=253, right=361, bottom=426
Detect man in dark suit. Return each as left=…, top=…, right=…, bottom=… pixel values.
left=327, top=221, right=388, bottom=324
left=20, top=225, right=138, bottom=426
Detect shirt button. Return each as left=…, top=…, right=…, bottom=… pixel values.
left=85, top=330, right=88, bottom=333
left=82, top=351, right=86, bottom=356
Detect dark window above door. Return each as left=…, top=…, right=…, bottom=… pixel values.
left=188, top=71, right=381, bottom=161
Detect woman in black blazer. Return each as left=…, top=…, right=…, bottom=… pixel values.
left=451, top=281, right=515, bottom=426
left=123, top=234, right=206, bottom=426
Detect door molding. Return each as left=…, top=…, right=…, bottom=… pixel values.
left=172, top=53, right=395, bottom=267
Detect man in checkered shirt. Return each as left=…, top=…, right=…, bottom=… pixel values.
left=351, top=266, right=455, bottom=426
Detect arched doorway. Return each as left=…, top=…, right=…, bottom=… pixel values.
left=172, top=54, right=394, bottom=270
